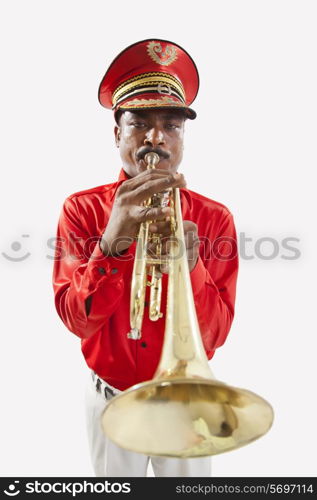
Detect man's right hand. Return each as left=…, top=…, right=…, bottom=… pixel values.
left=100, top=169, right=186, bottom=256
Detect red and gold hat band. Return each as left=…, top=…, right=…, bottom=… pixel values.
left=112, top=72, right=186, bottom=109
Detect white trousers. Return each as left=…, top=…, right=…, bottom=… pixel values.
left=85, top=372, right=212, bottom=477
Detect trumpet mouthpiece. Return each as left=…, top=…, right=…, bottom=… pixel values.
left=144, top=152, right=160, bottom=168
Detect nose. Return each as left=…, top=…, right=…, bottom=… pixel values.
left=144, top=126, right=165, bottom=147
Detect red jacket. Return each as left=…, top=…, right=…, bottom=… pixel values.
left=52, top=169, right=239, bottom=390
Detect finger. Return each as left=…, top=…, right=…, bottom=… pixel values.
left=186, top=247, right=199, bottom=271
left=148, top=220, right=173, bottom=236
left=133, top=173, right=186, bottom=204
left=133, top=205, right=171, bottom=223
left=160, top=237, right=179, bottom=256
left=118, top=169, right=173, bottom=195
left=118, top=169, right=185, bottom=196
left=184, top=231, right=200, bottom=249
left=183, top=221, right=199, bottom=248
left=183, top=221, right=198, bottom=234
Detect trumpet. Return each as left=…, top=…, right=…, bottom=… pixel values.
left=101, top=152, right=274, bottom=458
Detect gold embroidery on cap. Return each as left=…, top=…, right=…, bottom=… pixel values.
left=114, top=72, right=182, bottom=94
left=147, top=42, right=178, bottom=66
left=112, top=73, right=185, bottom=107
left=120, top=96, right=185, bottom=109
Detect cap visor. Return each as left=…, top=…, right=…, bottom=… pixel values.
left=116, top=104, right=196, bottom=120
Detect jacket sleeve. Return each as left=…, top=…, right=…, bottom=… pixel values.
left=190, top=212, right=239, bottom=356
left=52, top=197, right=129, bottom=339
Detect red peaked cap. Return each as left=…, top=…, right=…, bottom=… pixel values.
left=98, top=39, right=199, bottom=120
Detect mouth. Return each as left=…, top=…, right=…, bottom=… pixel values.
left=136, top=146, right=170, bottom=163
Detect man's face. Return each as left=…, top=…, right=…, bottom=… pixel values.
left=114, top=109, right=186, bottom=177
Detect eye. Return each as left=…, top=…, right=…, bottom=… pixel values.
left=166, top=123, right=180, bottom=130
left=131, top=121, right=147, bottom=129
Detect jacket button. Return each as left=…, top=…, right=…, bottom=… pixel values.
left=98, top=267, right=106, bottom=275
left=111, top=268, right=118, bottom=274
left=141, top=342, right=147, bottom=348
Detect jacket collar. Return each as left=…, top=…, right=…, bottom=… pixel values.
left=109, top=168, right=130, bottom=201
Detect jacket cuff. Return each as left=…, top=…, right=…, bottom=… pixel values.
left=86, top=240, right=130, bottom=293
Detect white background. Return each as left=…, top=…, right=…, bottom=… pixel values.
left=0, top=0, right=316, bottom=477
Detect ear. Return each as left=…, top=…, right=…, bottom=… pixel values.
left=114, top=125, right=121, bottom=147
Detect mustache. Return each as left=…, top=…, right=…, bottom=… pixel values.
left=136, top=146, right=170, bottom=161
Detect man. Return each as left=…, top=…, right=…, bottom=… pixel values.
left=52, top=39, right=239, bottom=477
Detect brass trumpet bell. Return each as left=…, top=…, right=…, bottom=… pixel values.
left=101, top=377, right=273, bottom=457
